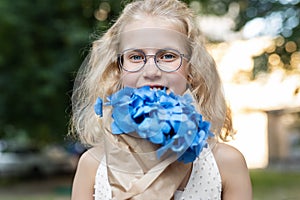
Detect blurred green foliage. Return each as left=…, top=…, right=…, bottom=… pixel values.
left=0, top=0, right=299, bottom=145
left=0, top=0, right=102, bottom=144
left=251, top=169, right=300, bottom=199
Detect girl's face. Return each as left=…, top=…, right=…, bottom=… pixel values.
left=118, top=17, right=190, bottom=95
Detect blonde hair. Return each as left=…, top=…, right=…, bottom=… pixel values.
left=70, top=0, right=234, bottom=146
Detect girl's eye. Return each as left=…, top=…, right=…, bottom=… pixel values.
left=159, top=52, right=178, bottom=62
left=128, top=53, right=144, bottom=62
left=163, top=54, right=175, bottom=59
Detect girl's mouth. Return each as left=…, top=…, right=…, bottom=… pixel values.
left=149, top=85, right=167, bottom=90
left=148, top=85, right=171, bottom=94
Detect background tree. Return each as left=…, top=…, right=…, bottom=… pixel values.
left=0, top=0, right=98, bottom=145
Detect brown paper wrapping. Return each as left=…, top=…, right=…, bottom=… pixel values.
left=103, top=132, right=191, bottom=200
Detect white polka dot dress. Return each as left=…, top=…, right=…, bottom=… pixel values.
left=173, top=147, right=222, bottom=200
left=94, top=159, right=112, bottom=200
left=94, top=147, right=222, bottom=200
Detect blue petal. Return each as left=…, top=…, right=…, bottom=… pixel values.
left=160, top=121, right=171, bottom=133
left=156, top=138, right=174, bottom=158
left=178, top=149, right=197, bottom=164
left=109, top=87, right=133, bottom=105
left=112, top=108, right=135, bottom=133
left=111, top=121, right=124, bottom=134
left=94, top=97, right=103, bottom=117
left=170, top=113, right=188, bottom=121
left=149, top=131, right=165, bottom=144
left=137, top=118, right=161, bottom=137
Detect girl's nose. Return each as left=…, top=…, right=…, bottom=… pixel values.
left=142, top=57, right=162, bottom=79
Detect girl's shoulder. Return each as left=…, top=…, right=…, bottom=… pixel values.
left=75, top=145, right=105, bottom=181
left=212, top=142, right=252, bottom=199
left=212, top=142, right=247, bottom=167
left=212, top=142, right=249, bottom=179
left=71, top=146, right=105, bottom=200
left=78, top=146, right=105, bottom=168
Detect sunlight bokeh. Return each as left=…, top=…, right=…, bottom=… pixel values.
left=198, top=8, right=300, bottom=168
left=210, top=38, right=299, bottom=168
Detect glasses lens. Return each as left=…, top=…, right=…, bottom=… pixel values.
left=119, top=49, right=145, bottom=72
left=156, top=49, right=182, bottom=72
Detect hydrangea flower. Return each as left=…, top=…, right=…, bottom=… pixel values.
left=94, top=86, right=214, bottom=163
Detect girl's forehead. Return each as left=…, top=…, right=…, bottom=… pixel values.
left=118, top=28, right=190, bottom=52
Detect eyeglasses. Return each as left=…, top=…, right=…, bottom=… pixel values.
left=118, top=48, right=189, bottom=72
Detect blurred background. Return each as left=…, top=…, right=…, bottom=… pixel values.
left=0, top=0, right=299, bottom=199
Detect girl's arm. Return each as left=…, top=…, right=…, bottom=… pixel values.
left=71, top=147, right=103, bottom=200
left=213, top=142, right=253, bottom=200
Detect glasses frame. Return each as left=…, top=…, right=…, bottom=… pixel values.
left=117, top=48, right=189, bottom=73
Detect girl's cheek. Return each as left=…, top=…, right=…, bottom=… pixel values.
left=121, top=73, right=138, bottom=87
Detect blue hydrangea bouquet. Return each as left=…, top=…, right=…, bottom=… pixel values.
left=94, top=86, right=213, bottom=163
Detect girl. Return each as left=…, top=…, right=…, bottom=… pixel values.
left=70, top=0, right=252, bottom=199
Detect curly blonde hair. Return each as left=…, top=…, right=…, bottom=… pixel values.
left=70, top=0, right=234, bottom=146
